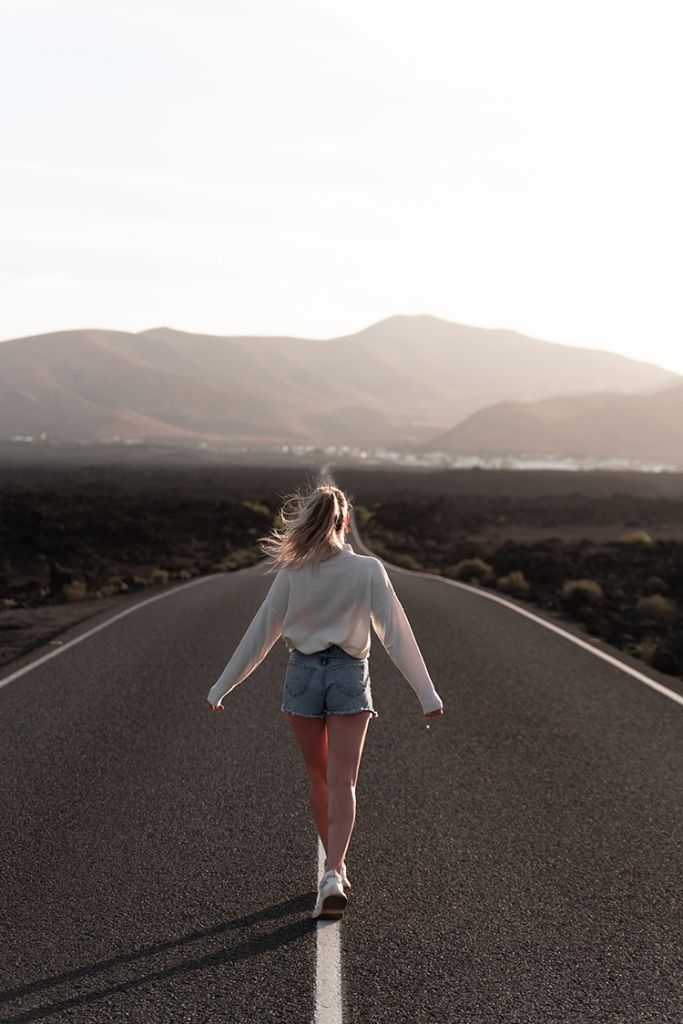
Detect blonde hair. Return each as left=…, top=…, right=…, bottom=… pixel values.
left=258, top=477, right=353, bottom=574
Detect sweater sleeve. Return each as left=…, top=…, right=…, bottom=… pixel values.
left=370, top=559, right=444, bottom=714
left=207, top=569, right=289, bottom=707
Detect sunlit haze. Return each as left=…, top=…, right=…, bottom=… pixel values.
left=2, top=0, right=681, bottom=372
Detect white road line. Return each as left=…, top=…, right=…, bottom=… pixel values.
left=316, top=447, right=346, bottom=1024
left=315, top=838, right=344, bottom=1024
left=0, top=572, right=229, bottom=691
left=351, top=525, right=683, bottom=709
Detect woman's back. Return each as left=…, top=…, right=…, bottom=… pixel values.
left=208, top=538, right=443, bottom=715
left=280, top=540, right=377, bottom=658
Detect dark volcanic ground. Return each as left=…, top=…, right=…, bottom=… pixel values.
left=333, top=466, right=683, bottom=683
left=2, top=454, right=683, bottom=684
left=0, top=460, right=317, bottom=665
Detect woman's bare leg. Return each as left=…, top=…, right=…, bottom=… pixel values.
left=285, top=713, right=329, bottom=854
left=326, top=711, right=372, bottom=875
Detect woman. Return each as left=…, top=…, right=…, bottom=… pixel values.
left=207, top=479, right=444, bottom=920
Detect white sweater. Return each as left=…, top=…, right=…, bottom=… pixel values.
left=206, top=541, right=444, bottom=714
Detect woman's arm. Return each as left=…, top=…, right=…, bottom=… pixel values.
left=370, top=558, right=444, bottom=715
left=207, top=569, right=289, bottom=709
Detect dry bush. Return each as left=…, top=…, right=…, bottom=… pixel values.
left=98, top=576, right=129, bottom=596
left=643, top=575, right=669, bottom=595
left=560, top=578, right=604, bottom=610
left=214, top=548, right=260, bottom=572
left=651, top=630, right=683, bottom=675
left=366, top=539, right=390, bottom=559
left=241, top=500, right=271, bottom=518
left=619, top=530, right=654, bottom=545
left=354, top=505, right=375, bottom=525
left=633, top=636, right=659, bottom=664
left=636, top=593, right=679, bottom=623
left=445, top=558, right=495, bottom=583
left=496, top=570, right=530, bottom=594
left=390, top=553, right=423, bottom=571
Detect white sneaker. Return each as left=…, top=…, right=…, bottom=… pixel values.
left=324, top=858, right=351, bottom=890
left=312, top=869, right=348, bottom=919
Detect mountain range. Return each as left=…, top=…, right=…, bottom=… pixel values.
left=421, top=380, right=683, bottom=467
left=1, top=314, right=680, bottom=465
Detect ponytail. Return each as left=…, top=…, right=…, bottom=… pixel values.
left=257, top=478, right=353, bottom=574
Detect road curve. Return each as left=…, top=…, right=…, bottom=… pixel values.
left=0, top=523, right=681, bottom=1022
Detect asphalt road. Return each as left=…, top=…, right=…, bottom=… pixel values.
left=1, top=527, right=682, bottom=1023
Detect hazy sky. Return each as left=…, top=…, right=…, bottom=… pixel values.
left=2, top=0, right=682, bottom=372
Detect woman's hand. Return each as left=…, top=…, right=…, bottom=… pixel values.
left=424, top=707, right=444, bottom=717
left=207, top=701, right=224, bottom=712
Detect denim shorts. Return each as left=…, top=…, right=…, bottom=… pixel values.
left=281, top=644, right=379, bottom=718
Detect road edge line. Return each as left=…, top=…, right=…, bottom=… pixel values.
left=351, top=525, right=683, bottom=710
left=0, top=567, right=264, bottom=691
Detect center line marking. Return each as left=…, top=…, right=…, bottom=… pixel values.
left=314, top=838, right=344, bottom=1024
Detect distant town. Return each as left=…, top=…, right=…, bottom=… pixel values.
left=3, top=433, right=676, bottom=474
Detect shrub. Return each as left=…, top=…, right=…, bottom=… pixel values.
left=619, top=530, right=654, bottom=545
left=150, top=568, right=170, bottom=585
left=63, top=580, right=88, bottom=601
left=391, top=553, right=423, bottom=571
left=99, top=576, right=129, bottom=596
left=215, top=547, right=260, bottom=572
left=445, top=558, right=495, bottom=583
left=651, top=630, right=683, bottom=675
left=643, top=575, right=669, bottom=595
left=354, top=505, right=375, bottom=526
left=496, top=570, right=530, bottom=594
left=242, top=500, right=271, bottom=518
left=560, top=578, right=604, bottom=611
left=635, top=594, right=679, bottom=623
left=367, top=539, right=390, bottom=558
left=633, top=636, right=659, bottom=665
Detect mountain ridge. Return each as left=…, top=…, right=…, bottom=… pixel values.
left=422, top=380, right=683, bottom=467
left=1, top=315, right=678, bottom=458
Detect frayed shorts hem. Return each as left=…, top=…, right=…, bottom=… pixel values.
left=281, top=707, right=378, bottom=718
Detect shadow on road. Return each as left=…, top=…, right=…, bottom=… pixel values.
left=0, top=893, right=314, bottom=1022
